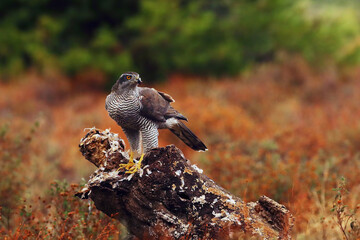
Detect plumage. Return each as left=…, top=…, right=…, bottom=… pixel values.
left=139, top=88, right=187, bottom=123
left=105, top=72, right=207, bottom=161
left=139, top=88, right=170, bottom=122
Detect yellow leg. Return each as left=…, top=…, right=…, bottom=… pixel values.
left=126, top=153, right=145, bottom=174
left=117, top=152, right=135, bottom=171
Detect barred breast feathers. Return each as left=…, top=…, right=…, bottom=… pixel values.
left=106, top=89, right=155, bottom=130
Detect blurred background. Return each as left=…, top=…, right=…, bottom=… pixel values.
left=1, top=0, right=360, bottom=239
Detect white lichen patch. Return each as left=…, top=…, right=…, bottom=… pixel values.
left=124, top=173, right=134, bottom=181
left=179, top=151, right=185, bottom=159
left=77, top=186, right=90, bottom=199
left=101, top=129, right=125, bottom=155
left=201, top=184, right=208, bottom=192
left=211, top=209, right=242, bottom=226
left=191, top=164, right=203, bottom=174
left=180, top=177, right=185, bottom=189
left=107, top=170, right=120, bottom=178
left=220, top=211, right=242, bottom=225
left=252, top=227, right=264, bottom=237
left=87, top=128, right=123, bottom=148
left=156, top=210, right=177, bottom=224
left=88, top=173, right=103, bottom=184
left=156, top=210, right=190, bottom=238
left=210, top=198, right=218, bottom=207
left=79, top=186, right=89, bottom=193
left=212, top=211, right=222, bottom=218
left=175, top=170, right=182, bottom=176
left=193, top=195, right=206, bottom=205
left=87, top=167, right=135, bottom=190
left=81, top=128, right=126, bottom=164
left=109, top=140, right=122, bottom=152
left=226, top=196, right=236, bottom=205
left=112, top=182, right=119, bottom=189
left=139, top=168, right=144, bottom=177
left=83, top=126, right=97, bottom=133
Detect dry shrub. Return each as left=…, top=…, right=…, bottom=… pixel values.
left=0, top=59, right=360, bottom=238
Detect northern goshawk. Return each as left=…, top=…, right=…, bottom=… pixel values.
left=106, top=72, right=207, bottom=173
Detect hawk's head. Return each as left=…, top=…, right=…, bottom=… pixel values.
left=112, top=72, right=142, bottom=93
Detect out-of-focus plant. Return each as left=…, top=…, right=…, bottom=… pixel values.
left=0, top=180, right=123, bottom=239
left=1, top=0, right=360, bottom=81
left=1, top=55, right=360, bottom=237
left=0, top=122, right=32, bottom=231
left=0, top=0, right=137, bottom=80
left=331, top=177, right=360, bottom=240
left=0, top=118, right=124, bottom=238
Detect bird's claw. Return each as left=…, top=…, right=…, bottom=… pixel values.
left=117, top=151, right=135, bottom=172
left=117, top=162, right=135, bottom=171
left=117, top=153, right=145, bottom=174
left=125, top=162, right=142, bottom=174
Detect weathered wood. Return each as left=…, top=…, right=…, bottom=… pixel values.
left=76, top=128, right=294, bottom=239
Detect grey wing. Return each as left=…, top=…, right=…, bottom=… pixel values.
left=139, top=88, right=187, bottom=122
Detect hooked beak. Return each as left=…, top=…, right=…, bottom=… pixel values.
left=137, top=77, right=142, bottom=84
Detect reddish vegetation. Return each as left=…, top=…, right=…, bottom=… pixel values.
left=0, top=59, right=360, bottom=238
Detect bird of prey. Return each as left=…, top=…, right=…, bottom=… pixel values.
left=106, top=72, right=207, bottom=173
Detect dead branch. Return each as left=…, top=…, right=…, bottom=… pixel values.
left=76, top=128, right=294, bottom=239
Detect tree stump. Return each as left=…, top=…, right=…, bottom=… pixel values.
left=76, top=128, right=294, bottom=239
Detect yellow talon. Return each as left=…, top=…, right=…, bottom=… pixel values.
left=117, top=152, right=135, bottom=171
left=125, top=153, right=145, bottom=174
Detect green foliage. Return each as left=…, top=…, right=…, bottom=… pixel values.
left=0, top=0, right=137, bottom=79
left=1, top=0, right=360, bottom=80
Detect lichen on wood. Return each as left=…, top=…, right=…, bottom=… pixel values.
left=76, top=128, right=294, bottom=239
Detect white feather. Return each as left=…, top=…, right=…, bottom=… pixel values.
left=165, top=118, right=179, bottom=128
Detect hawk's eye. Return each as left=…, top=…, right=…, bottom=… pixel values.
left=126, top=75, right=131, bottom=80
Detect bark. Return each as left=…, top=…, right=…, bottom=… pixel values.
left=76, top=128, right=294, bottom=239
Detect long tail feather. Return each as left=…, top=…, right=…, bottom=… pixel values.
left=168, top=122, right=207, bottom=151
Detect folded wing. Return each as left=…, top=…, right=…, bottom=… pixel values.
left=139, top=88, right=187, bottom=122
